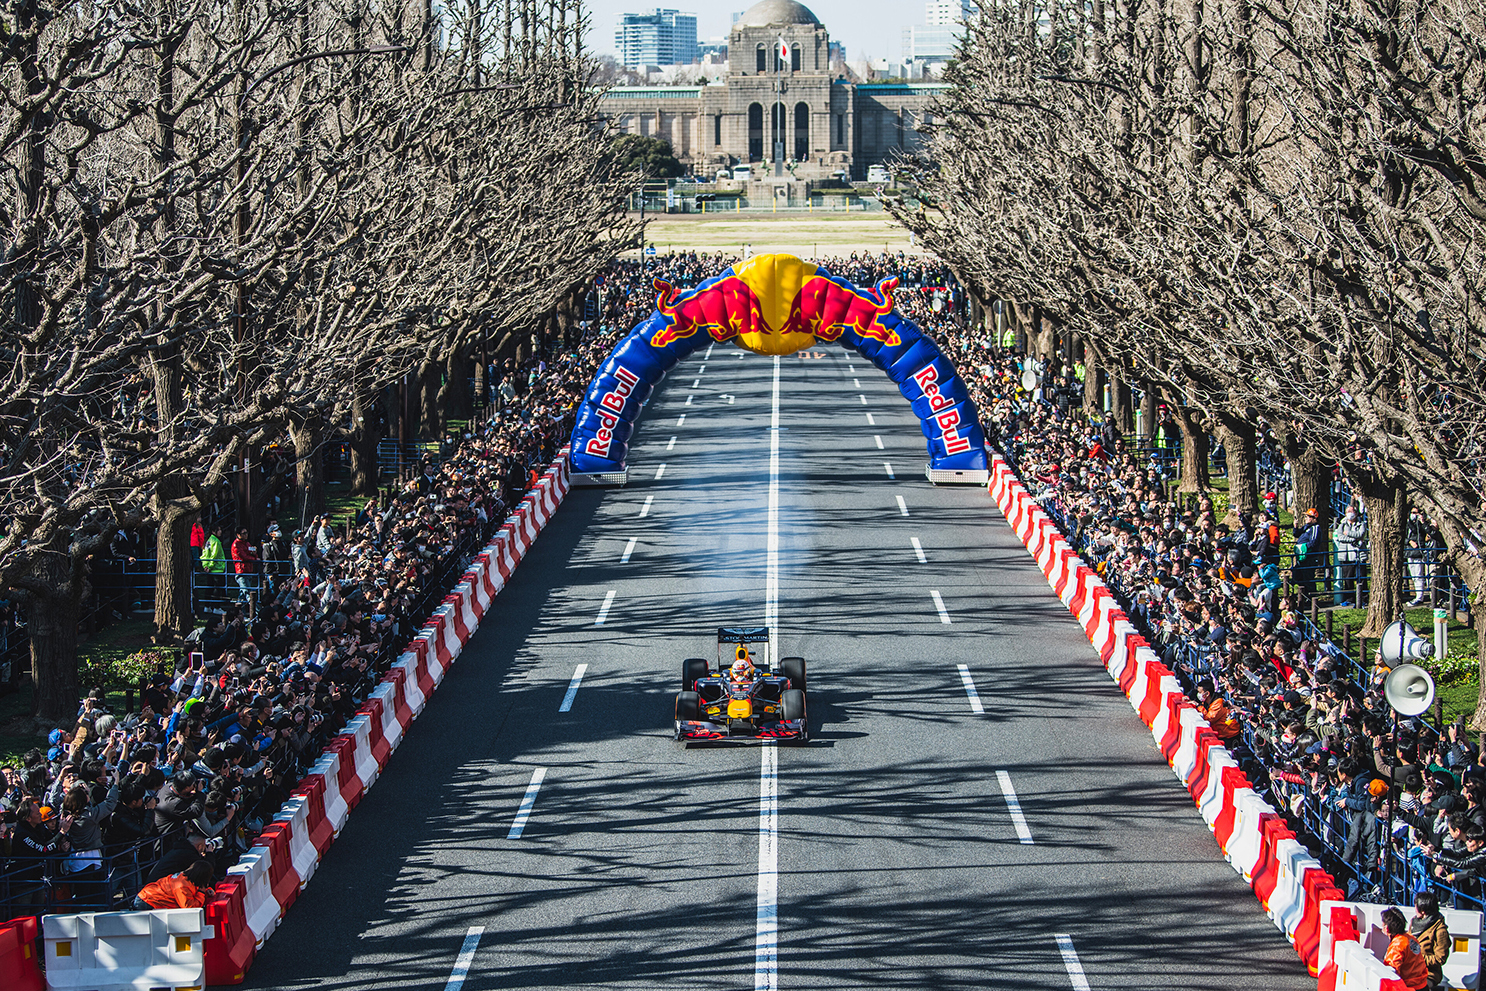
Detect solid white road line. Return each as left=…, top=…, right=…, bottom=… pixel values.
left=883, top=462, right=895, bottom=479
left=620, top=537, right=637, bottom=563
left=866, top=412, right=875, bottom=425
left=558, top=664, right=588, bottom=712
left=874, top=435, right=884, bottom=449
left=638, top=495, right=653, bottom=518
left=896, top=495, right=909, bottom=516
left=685, top=394, right=693, bottom=406
left=667, top=436, right=677, bottom=450
left=859, top=394, right=868, bottom=405
left=507, top=768, right=547, bottom=839
left=755, top=744, right=779, bottom=991
left=594, top=590, right=616, bottom=625
left=444, top=926, right=484, bottom=991
left=931, top=590, right=952, bottom=624
left=998, top=771, right=1035, bottom=845
left=765, top=355, right=780, bottom=638
left=655, top=463, right=667, bottom=480
left=1055, top=934, right=1090, bottom=990
left=911, top=537, right=927, bottom=563
left=676, top=415, right=686, bottom=426
left=956, top=664, right=984, bottom=713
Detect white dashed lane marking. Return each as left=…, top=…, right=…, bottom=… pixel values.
left=874, top=435, right=884, bottom=449
left=507, top=768, right=547, bottom=839
left=558, top=664, right=588, bottom=712
left=620, top=537, right=637, bottom=564
left=883, top=463, right=895, bottom=479
left=997, top=770, right=1035, bottom=844
left=667, top=436, right=677, bottom=450
left=931, top=590, right=951, bottom=624
left=866, top=413, right=875, bottom=425
left=594, top=590, right=616, bottom=625
left=956, top=663, right=983, bottom=712
left=443, top=926, right=484, bottom=991
left=655, top=464, right=666, bottom=480
left=896, top=496, right=909, bottom=517
left=911, top=537, right=926, bottom=563
left=1055, top=935, right=1090, bottom=989
left=638, top=496, right=653, bottom=518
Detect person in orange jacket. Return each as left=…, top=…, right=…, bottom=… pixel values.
left=132, top=860, right=214, bottom=911
left=1381, top=906, right=1430, bottom=990
left=1195, top=683, right=1242, bottom=741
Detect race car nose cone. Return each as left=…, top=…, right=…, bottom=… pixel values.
left=727, top=698, right=753, bottom=720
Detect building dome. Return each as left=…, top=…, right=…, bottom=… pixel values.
left=734, top=0, right=821, bottom=27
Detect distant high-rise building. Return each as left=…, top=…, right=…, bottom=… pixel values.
left=616, top=9, right=700, bottom=68
left=904, top=0, right=973, bottom=64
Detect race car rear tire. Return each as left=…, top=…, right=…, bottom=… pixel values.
left=780, top=656, right=806, bottom=692
left=676, top=691, right=701, bottom=721
left=782, top=688, right=806, bottom=723
left=682, top=658, right=710, bottom=691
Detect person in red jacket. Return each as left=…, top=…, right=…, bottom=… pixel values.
left=132, top=860, right=214, bottom=911
left=1381, top=907, right=1430, bottom=990
left=229, top=527, right=259, bottom=607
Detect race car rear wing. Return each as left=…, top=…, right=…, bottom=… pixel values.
left=718, top=627, right=772, bottom=671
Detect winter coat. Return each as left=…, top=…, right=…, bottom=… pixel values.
left=200, top=536, right=226, bottom=574
left=1410, top=913, right=1451, bottom=985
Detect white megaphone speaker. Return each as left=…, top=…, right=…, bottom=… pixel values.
left=1384, top=663, right=1436, bottom=717
left=1380, top=620, right=1434, bottom=664
left=1020, top=367, right=1038, bottom=392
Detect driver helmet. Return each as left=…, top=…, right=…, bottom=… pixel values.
left=730, top=655, right=755, bottom=683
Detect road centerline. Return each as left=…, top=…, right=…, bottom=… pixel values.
left=443, top=926, right=484, bottom=991
left=896, top=495, right=909, bottom=516
left=655, top=463, right=667, bottom=480
left=956, top=663, right=984, bottom=712
left=932, top=590, right=952, bottom=624
left=594, top=590, right=616, bottom=625
left=874, top=435, right=884, bottom=449
left=620, top=537, right=637, bottom=563
left=667, top=436, right=677, bottom=450
left=638, top=495, right=653, bottom=518
left=997, top=771, right=1034, bottom=844
left=755, top=744, right=779, bottom=991
left=558, top=664, right=588, bottom=712
left=1055, top=934, right=1090, bottom=989
left=911, top=537, right=927, bottom=563
left=507, top=768, right=547, bottom=839
left=883, top=462, right=895, bottom=479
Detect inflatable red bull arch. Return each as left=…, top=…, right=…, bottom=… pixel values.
left=568, top=253, right=989, bottom=481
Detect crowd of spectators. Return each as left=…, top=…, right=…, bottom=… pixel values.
left=0, top=260, right=681, bottom=915
left=896, top=283, right=1483, bottom=910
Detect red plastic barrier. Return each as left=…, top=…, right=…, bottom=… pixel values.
left=359, top=697, right=392, bottom=768
left=1117, top=636, right=1149, bottom=696
left=0, top=916, right=42, bottom=991
left=1066, top=565, right=1096, bottom=617
left=256, top=823, right=301, bottom=913
left=330, top=736, right=364, bottom=811
left=382, top=668, right=414, bottom=729
left=291, top=775, right=334, bottom=856
left=407, top=636, right=436, bottom=700
left=1136, top=663, right=1172, bottom=725
left=204, top=877, right=257, bottom=985
left=1158, top=696, right=1189, bottom=760
left=1186, top=728, right=1223, bottom=802
left=1212, top=767, right=1252, bottom=849
left=446, top=592, right=472, bottom=645
left=1294, top=869, right=1344, bottom=975
left=1249, top=817, right=1294, bottom=908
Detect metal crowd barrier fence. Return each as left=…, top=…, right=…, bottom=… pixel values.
left=0, top=830, right=184, bottom=920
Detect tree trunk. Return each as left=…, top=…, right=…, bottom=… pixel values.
left=349, top=389, right=381, bottom=497
left=290, top=414, right=326, bottom=519
left=1214, top=409, right=1259, bottom=518
left=1175, top=404, right=1210, bottom=493
left=1353, top=472, right=1408, bottom=639
left=417, top=359, right=442, bottom=439
left=1110, top=370, right=1134, bottom=435
left=1469, top=567, right=1486, bottom=729
left=1138, top=382, right=1156, bottom=443
left=442, top=344, right=472, bottom=422
left=153, top=472, right=195, bottom=641
left=25, top=544, right=83, bottom=722
left=1033, top=307, right=1055, bottom=364
left=1082, top=341, right=1102, bottom=415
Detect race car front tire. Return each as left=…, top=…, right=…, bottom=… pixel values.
left=782, top=688, right=806, bottom=726
left=682, top=658, right=710, bottom=691
left=676, top=691, right=701, bottom=722
left=780, top=656, right=806, bottom=692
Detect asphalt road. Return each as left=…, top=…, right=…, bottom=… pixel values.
left=245, top=344, right=1315, bottom=991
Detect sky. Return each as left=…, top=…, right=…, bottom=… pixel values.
left=583, top=0, right=924, bottom=63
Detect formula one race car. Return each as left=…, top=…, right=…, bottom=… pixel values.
left=674, top=627, right=808, bottom=743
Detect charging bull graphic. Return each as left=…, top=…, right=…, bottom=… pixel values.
left=570, top=253, right=988, bottom=475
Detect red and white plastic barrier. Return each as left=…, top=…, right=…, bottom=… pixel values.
left=154, top=448, right=572, bottom=985
left=985, top=451, right=1346, bottom=975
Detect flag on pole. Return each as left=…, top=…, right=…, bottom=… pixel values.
left=779, top=36, right=791, bottom=59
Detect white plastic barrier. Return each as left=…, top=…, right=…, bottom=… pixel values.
left=1198, top=751, right=1240, bottom=827
left=1320, top=900, right=1482, bottom=990
left=1226, top=791, right=1273, bottom=880
left=227, top=849, right=280, bottom=946
left=1332, top=936, right=1403, bottom=991
left=369, top=681, right=406, bottom=751
left=43, top=908, right=205, bottom=991
left=393, top=653, right=428, bottom=716
left=272, top=795, right=320, bottom=888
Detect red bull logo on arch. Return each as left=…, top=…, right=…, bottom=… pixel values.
left=569, top=253, right=988, bottom=476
